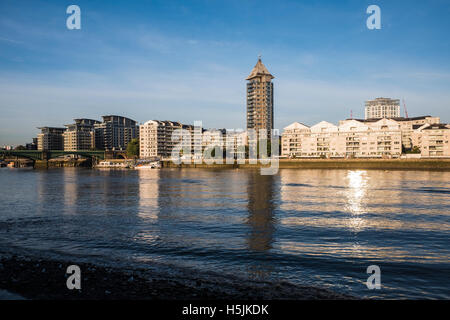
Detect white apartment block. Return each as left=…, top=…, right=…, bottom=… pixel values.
left=225, top=130, right=248, bottom=159
left=365, top=98, right=400, bottom=119
left=63, top=130, right=95, bottom=151
left=412, top=123, right=450, bottom=157
left=139, top=120, right=193, bottom=159
left=202, top=129, right=247, bottom=159
left=63, top=119, right=99, bottom=151
left=37, top=127, right=66, bottom=151
left=340, top=116, right=440, bottom=150
left=140, top=122, right=248, bottom=161
left=282, top=118, right=403, bottom=158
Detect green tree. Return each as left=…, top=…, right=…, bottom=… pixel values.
left=14, top=145, right=26, bottom=150
left=126, top=138, right=139, bottom=158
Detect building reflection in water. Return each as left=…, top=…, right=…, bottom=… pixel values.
left=246, top=173, right=277, bottom=252
left=35, top=168, right=143, bottom=256
left=63, top=168, right=78, bottom=211
left=126, top=169, right=161, bottom=250
left=246, top=173, right=278, bottom=279
left=138, top=169, right=160, bottom=221
left=37, top=168, right=71, bottom=216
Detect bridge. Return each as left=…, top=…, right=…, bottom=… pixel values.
left=0, top=150, right=106, bottom=161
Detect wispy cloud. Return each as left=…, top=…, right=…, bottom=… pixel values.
left=0, top=37, right=23, bottom=44
left=371, top=71, right=450, bottom=81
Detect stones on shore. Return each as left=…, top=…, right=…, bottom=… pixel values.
left=0, top=255, right=353, bottom=300
left=0, top=289, right=26, bottom=300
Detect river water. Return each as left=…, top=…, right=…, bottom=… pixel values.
left=0, top=167, right=449, bottom=299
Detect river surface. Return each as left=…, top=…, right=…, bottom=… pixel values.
left=0, top=167, right=449, bottom=299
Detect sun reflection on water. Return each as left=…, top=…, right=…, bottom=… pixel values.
left=345, top=170, right=369, bottom=232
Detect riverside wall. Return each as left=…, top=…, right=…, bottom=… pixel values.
left=161, top=159, right=450, bottom=171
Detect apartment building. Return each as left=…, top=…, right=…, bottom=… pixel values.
left=140, top=122, right=248, bottom=160
left=139, top=120, right=193, bottom=159
left=202, top=129, right=225, bottom=158
left=202, top=129, right=247, bottom=159
left=37, top=127, right=66, bottom=150
left=412, top=123, right=450, bottom=157
left=94, top=115, right=138, bottom=151
left=340, top=115, right=440, bottom=150
left=282, top=118, right=402, bottom=158
left=246, top=57, right=274, bottom=139
left=365, top=97, right=400, bottom=119
left=224, top=130, right=247, bottom=159
left=63, top=118, right=100, bottom=151
left=280, top=122, right=310, bottom=156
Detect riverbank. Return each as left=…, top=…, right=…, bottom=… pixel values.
left=0, top=254, right=352, bottom=300
left=34, top=159, right=92, bottom=169
left=162, top=158, right=450, bottom=171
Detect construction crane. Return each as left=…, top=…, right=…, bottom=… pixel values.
left=402, top=98, right=409, bottom=118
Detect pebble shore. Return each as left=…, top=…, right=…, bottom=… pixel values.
left=0, top=255, right=353, bottom=300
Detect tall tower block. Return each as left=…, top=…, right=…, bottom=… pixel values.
left=246, top=57, right=274, bottom=139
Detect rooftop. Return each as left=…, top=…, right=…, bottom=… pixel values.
left=246, top=58, right=274, bottom=80
left=346, top=116, right=434, bottom=122
left=422, top=124, right=450, bottom=130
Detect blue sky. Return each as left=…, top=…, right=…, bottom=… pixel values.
left=1, top=0, right=449, bottom=145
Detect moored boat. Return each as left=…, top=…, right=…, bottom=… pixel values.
left=135, top=161, right=160, bottom=169
left=96, top=160, right=133, bottom=169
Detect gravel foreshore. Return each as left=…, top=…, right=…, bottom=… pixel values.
left=0, top=255, right=354, bottom=300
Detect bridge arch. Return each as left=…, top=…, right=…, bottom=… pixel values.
left=46, top=151, right=105, bottom=160
left=0, top=150, right=105, bottom=161
left=0, top=150, right=43, bottom=161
